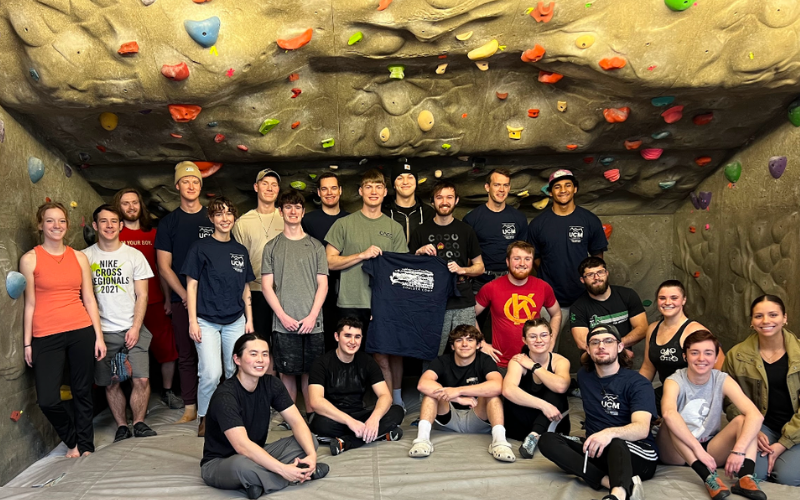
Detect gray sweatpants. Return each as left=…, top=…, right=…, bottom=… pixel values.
left=201, top=436, right=319, bottom=496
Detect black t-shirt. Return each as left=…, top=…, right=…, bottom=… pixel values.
left=202, top=375, right=294, bottom=465
left=408, top=218, right=482, bottom=310
left=463, top=204, right=529, bottom=274
left=302, top=209, right=350, bottom=247
left=570, top=286, right=645, bottom=340
left=428, top=351, right=499, bottom=410
left=764, top=353, right=794, bottom=434
left=154, top=208, right=215, bottom=302
left=309, top=350, right=384, bottom=413
left=527, top=207, right=608, bottom=306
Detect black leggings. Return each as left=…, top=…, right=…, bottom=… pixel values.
left=503, top=388, right=570, bottom=440
left=32, top=326, right=96, bottom=454
left=539, top=433, right=657, bottom=495
left=309, top=405, right=404, bottom=450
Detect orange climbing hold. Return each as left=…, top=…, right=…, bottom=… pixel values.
left=9, top=411, right=22, bottom=422
left=96, top=145, right=107, bottom=152
left=599, top=57, right=626, bottom=70
left=521, top=45, right=546, bottom=63
left=695, top=156, right=712, bottom=166
left=692, top=271, right=701, bottom=278
left=291, top=88, right=302, bottom=98
left=566, top=144, right=578, bottom=150
left=288, top=73, right=300, bottom=82
left=538, top=71, right=563, bottom=84
left=661, top=105, right=684, bottom=124
left=689, top=226, right=696, bottom=233
left=531, top=2, right=555, bottom=23
left=603, top=224, right=613, bottom=240
left=461, top=113, right=468, bottom=118
left=291, top=121, right=300, bottom=129
left=192, top=0, right=212, bottom=3
left=377, top=0, right=392, bottom=10
left=194, top=162, right=222, bottom=177
left=693, top=112, right=714, bottom=125
left=603, top=107, right=630, bottom=123
left=624, top=139, right=642, bottom=150
left=169, top=104, right=202, bottom=122
left=528, top=109, right=540, bottom=118
left=496, top=92, right=508, bottom=100
left=170, top=133, right=183, bottom=139
left=161, top=62, right=190, bottom=81
left=118, top=41, right=139, bottom=55
left=277, top=28, right=313, bottom=50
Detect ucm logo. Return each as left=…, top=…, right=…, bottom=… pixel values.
left=503, top=293, right=538, bottom=325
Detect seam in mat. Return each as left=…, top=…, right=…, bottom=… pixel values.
left=75, top=439, right=145, bottom=500
left=371, top=444, right=382, bottom=499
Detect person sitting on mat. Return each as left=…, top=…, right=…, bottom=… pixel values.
left=408, top=324, right=515, bottom=462
left=201, top=333, right=328, bottom=499
left=308, top=317, right=404, bottom=455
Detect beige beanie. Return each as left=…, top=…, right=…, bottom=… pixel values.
left=174, top=161, right=203, bottom=186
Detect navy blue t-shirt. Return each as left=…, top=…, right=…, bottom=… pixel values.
left=302, top=209, right=350, bottom=247
left=578, top=367, right=657, bottom=448
left=154, top=208, right=215, bottom=303
left=463, top=204, right=528, bottom=275
left=181, top=237, right=255, bottom=325
left=527, top=207, right=608, bottom=306
left=362, top=252, right=457, bottom=360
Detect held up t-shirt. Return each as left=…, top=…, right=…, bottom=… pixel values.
left=154, top=208, right=214, bottom=302
left=570, top=285, right=645, bottom=339
left=463, top=204, right=528, bottom=273
left=119, top=227, right=164, bottom=304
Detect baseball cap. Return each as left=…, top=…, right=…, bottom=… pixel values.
left=255, top=168, right=281, bottom=183
left=548, top=169, right=578, bottom=191
left=174, top=161, right=203, bottom=186
left=586, top=324, right=622, bottom=345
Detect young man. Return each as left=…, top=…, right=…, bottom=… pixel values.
left=408, top=325, right=515, bottom=462
left=528, top=169, right=608, bottom=350
left=232, top=169, right=285, bottom=374
left=308, top=318, right=404, bottom=455
left=262, top=190, right=328, bottom=414
left=570, top=257, right=648, bottom=353
left=302, top=172, right=349, bottom=351
left=325, top=169, right=408, bottom=400
left=115, top=188, right=182, bottom=410
left=383, top=162, right=435, bottom=242
left=409, top=181, right=484, bottom=357
left=155, top=162, right=214, bottom=424
left=201, top=334, right=328, bottom=499
left=539, top=324, right=658, bottom=500
left=83, top=205, right=157, bottom=441
left=475, top=241, right=561, bottom=368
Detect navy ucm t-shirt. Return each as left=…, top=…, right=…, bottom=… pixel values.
left=362, top=253, right=457, bottom=360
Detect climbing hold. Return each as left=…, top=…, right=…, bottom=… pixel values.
left=689, top=226, right=696, bottom=233
left=665, top=0, right=692, bottom=11
left=507, top=125, right=523, bottom=140
left=348, top=32, right=363, bottom=46
left=6, top=271, right=26, bottom=300
left=331, top=165, right=340, bottom=170
left=602, top=107, right=630, bottom=123
left=170, top=133, right=183, bottom=139
left=96, top=145, right=107, bottom=153
left=583, top=157, right=594, bottom=164
left=642, top=300, right=653, bottom=307
left=442, top=144, right=451, bottom=150
left=321, top=138, right=335, bottom=149
left=641, top=148, right=663, bottom=160
left=169, top=104, right=202, bottom=122
left=79, top=152, right=91, bottom=162
left=456, top=31, right=474, bottom=41
left=474, top=61, right=489, bottom=71
left=418, top=110, right=435, bottom=132
left=436, top=63, right=448, bottom=74
left=598, top=57, right=626, bottom=70
left=9, top=410, right=23, bottom=422
left=575, top=35, right=595, bottom=49
left=651, top=96, right=675, bottom=106
left=651, top=131, right=670, bottom=140
left=540, top=185, right=550, bottom=195
left=259, top=119, right=280, bottom=135
left=517, top=190, right=530, bottom=198
left=462, top=113, right=469, bottom=118
left=288, top=73, right=300, bottom=82
left=118, top=42, right=139, bottom=55
left=291, top=121, right=300, bottom=129
left=418, top=178, right=428, bottom=184
left=698, top=192, right=712, bottom=210
left=538, top=71, right=563, bottom=84
left=768, top=156, right=787, bottom=179
left=435, top=170, right=443, bottom=178
left=692, top=271, right=701, bottom=278
left=379, top=128, right=391, bottom=142
left=532, top=198, right=549, bottom=210
left=291, top=88, right=302, bottom=98
left=557, top=101, right=567, bottom=112
left=496, top=92, right=508, bottom=100
left=695, top=156, right=712, bottom=166
left=207, top=122, right=218, bottom=128
left=377, top=0, right=392, bottom=10
left=693, top=112, right=714, bottom=125
left=209, top=46, right=218, bottom=56
left=184, top=17, right=221, bottom=48
left=661, top=105, right=684, bottom=124
left=161, top=62, right=190, bottom=81
left=277, top=28, right=313, bottom=50
left=705, top=224, right=710, bottom=230
left=689, top=192, right=701, bottom=210
left=214, top=134, right=225, bottom=143
left=388, top=65, right=405, bottom=79
left=99, top=112, right=118, bottom=131
left=237, top=144, right=248, bottom=151
left=225, top=68, right=235, bottom=78
left=28, top=157, right=45, bottom=183
left=521, top=45, right=546, bottom=63
left=70, top=201, right=78, bottom=208
left=787, top=99, right=800, bottom=126
left=468, top=40, right=499, bottom=60
left=600, top=157, right=615, bottom=166
left=724, top=161, right=741, bottom=183
left=290, top=181, right=307, bottom=190
left=64, top=164, right=73, bottom=178
left=566, top=144, right=578, bottom=151
left=531, top=2, right=555, bottom=23
left=624, top=139, right=642, bottom=150
left=528, top=109, right=540, bottom=118
left=659, top=180, right=676, bottom=189
left=603, top=169, right=620, bottom=182
left=602, top=224, right=613, bottom=240
left=29, top=68, right=40, bottom=82
left=195, top=162, right=222, bottom=178
left=141, top=0, right=156, bottom=5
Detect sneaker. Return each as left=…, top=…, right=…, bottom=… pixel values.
left=133, top=422, right=157, bottom=438
left=330, top=438, right=346, bottom=456
left=630, top=476, right=644, bottom=500
left=411, top=418, right=420, bottom=427
left=246, top=484, right=264, bottom=499
left=161, top=390, right=185, bottom=410
left=519, top=432, right=540, bottom=459
left=310, top=462, right=330, bottom=480
left=277, top=420, right=292, bottom=431
left=114, top=425, right=132, bottom=443
left=569, top=387, right=582, bottom=398
left=384, top=427, right=403, bottom=442
left=731, top=474, right=766, bottom=500
left=704, top=471, right=731, bottom=499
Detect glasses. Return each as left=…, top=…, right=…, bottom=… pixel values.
left=526, top=334, right=550, bottom=341
left=589, top=338, right=618, bottom=347
left=583, top=269, right=608, bottom=280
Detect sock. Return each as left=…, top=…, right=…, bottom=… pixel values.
left=393, top=389, right=404, bottom=406
left=737, top=458, right=755, bottom=478
left=691, top=460, right=712, bottom=481
left=417, top=420, right=432, bottom=441
left=491, top=425, right=507, bottom=444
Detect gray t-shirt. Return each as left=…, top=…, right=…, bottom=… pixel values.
left=324, top=211, right=408, bottom=309
left=261, top=234, right=328, bottom=333
left=667, top=367, right=728, bottom=442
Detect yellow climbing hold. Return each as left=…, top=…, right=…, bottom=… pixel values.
left=418, top=177, right=427, bottom=184
left=517, top=190, right=530, bottom=198
left=575, top=35, right=595, bottom=49
left=70, top=201, right=78, bottom=208
left=418, top=110, right=435, bottom=131
left=209, top=46, right=218, bottom=56
left=749, top=52, right=754, bottom=59
left=435, top=170, right=443, bottom=178
left=533, top=198, right=549, bottom=210
left=475, top=61, right=489, bottom=71
left=455, top=31, right=473, bottom=41
left=379, top=127, right=391, bottom=142
left=557, top=101, right=568, bottom=112
left=99, top=112, right=118, bottom=131
left=467, top=39, right=499, bottom=60
left=441, top=143, right=451, bottom=150
left=436, top=63, right=448, bottom=75
left=507, top=125, right=524, bottom=140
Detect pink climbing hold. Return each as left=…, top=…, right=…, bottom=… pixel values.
left=604, top=169, right=620, bottom=182
left=661, top=105, right=684, bottom=124
left=237, top=144, right=248, bottom=151
left=641, top=148, right=663, bottom=160
left=214, top=134, right=225, bottom=143
left=161, top=63, right=190, bottom=81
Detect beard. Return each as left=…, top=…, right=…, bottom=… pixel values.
left=122, top=210, right=139, bottom=222
left=586, top=279, right=609, bottom=296
left=435, top=204, right=454, bottom=217
left=591, top=351, right=618, bottom=366
left=509, top=267, right=531, bottom=280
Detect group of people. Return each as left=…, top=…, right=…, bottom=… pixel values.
left=19, top=162, right=800, bottom=500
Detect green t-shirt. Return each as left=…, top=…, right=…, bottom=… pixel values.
left=325, top=211, right=408, bottom=308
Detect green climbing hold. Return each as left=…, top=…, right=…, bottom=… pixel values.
left=724, top=161, right=742, bottom=183
left=308, top=173, right=317, bottom=180
left=348, top=32, right=363, bottom=46
left=651, top=96, right=675, bottom=107
left=442, top=143, right=451, bottom=150
left=290, top=180, right=307, bottom=190
left=321, top=137, right=335, bottom=148
left=388, top=65, right=405, bottom=80
left=642, top=300, right=653, bottom=307
left=540, top=184, right=550, bottom=195
left=664, top=0, right=692, bottom=11
left=788, top=99, right=800, bottom=127
left=259, top=119, right=280, bottom=135
left=652, top=131, right=670, bottom=140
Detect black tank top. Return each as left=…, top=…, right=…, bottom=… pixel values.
left=650, top=319, right=692, bottom=383
left=519, top=349, right=554, bottom=396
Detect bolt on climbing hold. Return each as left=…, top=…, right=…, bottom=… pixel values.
left=787, top=99, right=800, bottom=126
left=170, top=133, right=183, bottom=139
left=6, top=271, right=26, bottom=300
left=659, top=180, right=676, bottom=189
left=538, top=71, right=563, bottom=84
left=642, top=300, right=653, bottom=307
left=348, top=32, right=363, bottom=45
left=641, top=148, right=663, bottom=160
left=226, top=68, right=235, bottom=77
left=321, top=138, right=335, bottom=148
left=456, top=31, right=473, bottom=41
left=575, top=35, right=594, bottom=49
left=521, top=45, right=546, bottom=63
left=28, top=157, right=45, bottom=183
left=207, top=122, right=218, bottom=128
left=468, top=40, right=499, bottom=60
left=566, top=144, right=579, bottom=150
left=184, top=17, right=221, bottom=48
left=30, top=68, right=40, bottom=82
left=661, top=105, right=684, bottom=124
left=418, top=110, right=435, bottom=131
left=652, top=131, right=670, bottom=140
left=624, top=139, right=642, bottom=150
left=507, top=125, right=523, bottom=140
left=769, top=156, right=787, bottom=179
left=436, top=63, right=448, bottom=74
left=692, top=272, right=701, bottom=278
left=599, top=57, right=626, bottom=70
left=540, top=185, right=550, bottom=195
left=528, top=109, right=540, bottom=118
left=532, top=198, right=549, bottom=210
left=277, top=28, right=313, bottom=50
left=531, top=2, right=555, bottom=22
left=9, top=410, right=23, bottom=422
left=388, top=65, right=405, bottom=79
left=169, top=105, right=202, bottom=122
left=724, top=161, right=741, bottom=183
left=665, top=0, right=693, bottom=11
left=704, top=224, right=710, bottom=230
left=601, top=224, right=613, bottom=240
left=697, top=192, right=712, bottom=210
left=517, top=190, right=530, bottom=198
left=602, top=107, right=630, bottom=123
left=237, top=144, right=248, bottom=151
left=118, top=42, right=139, bottom=55
left=289, top=73, right=300, bottom=82
left=603, top=169, right=620, bottom=182
left=379, top=128, right=391, bottom=142
left=259, top=119, right=280, bottom=135
left=96, top=145, right=107, bottom=152
left=64, top=164, right=73, bottom=178
left=99, top=112, right=118, bottom=131
left=474, top=62, right=489, bottom=71
left=435, top=170, right=443, bottom=178
left=557, top=101, right=567, bottom=112
left=693, top=112, right=713, bottom=125
left=70, top=201, right=78, bottom=208
left=161, top=62, right=190, bottom=81
left=600, top=157, right=615, bottom=166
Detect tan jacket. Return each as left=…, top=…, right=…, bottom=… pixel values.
left=721, top=329, right=800, bottom=450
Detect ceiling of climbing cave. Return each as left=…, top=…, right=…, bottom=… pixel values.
left=2, top=0, right=800, bottom=216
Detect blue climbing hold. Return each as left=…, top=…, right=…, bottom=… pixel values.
left=29, top=68, right=40, bottom=82
left=652, top=131, right=670, bottom=139
left=5, top=271, right=26, bottom=300
left=207, top=121, right=218, bottom=128
left=659, top=180, right=676, bottom=189
left=651, top=96, right=675, bottom=106
left=540, top=184, right=550, bottom=195
left=600, top=157, right=615, bottom=166
left=28, top=157, right=45, bottom=183
left=184, top=17, right=221, bottom=48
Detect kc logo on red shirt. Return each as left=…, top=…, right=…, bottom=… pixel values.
left=503, top=293, right=538, bottom=325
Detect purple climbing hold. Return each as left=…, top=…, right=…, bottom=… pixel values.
left=689, top=192, right=701, bottom=210
left=698, top=192, right=712, bottom=210
left=141, top=0, right=156, bottom=5
left=64, top=163, right=73, bottom=178
left=139, top=109, right=152, bottom=114
left=768, top=156, right=787, bottom=179
left=0, top=118, right=4, bottom=143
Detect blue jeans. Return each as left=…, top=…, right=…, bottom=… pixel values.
left=755, top=424, right=800, bottom=486
left=195, top=315, right=246, bottom=417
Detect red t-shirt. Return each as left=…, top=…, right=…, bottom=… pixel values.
left=476, top=275, right=556, bottom=367
left=120, top=226, right=164, bottom=304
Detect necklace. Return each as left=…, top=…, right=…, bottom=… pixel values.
left=43, top=246, right=67, bottom=264
left=761, top=348, right=786, bottom=364
left=255, top=209, right=277, bottom=239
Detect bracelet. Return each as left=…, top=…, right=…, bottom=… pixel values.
left=24, top=344, right=31, bottom=348
left=730, top=451, right=746, bottom=456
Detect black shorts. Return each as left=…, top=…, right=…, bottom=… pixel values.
left=272, top=332, right=325, bottom=375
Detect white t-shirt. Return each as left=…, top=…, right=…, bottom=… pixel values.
left=82, top=243, right=153, bottom=332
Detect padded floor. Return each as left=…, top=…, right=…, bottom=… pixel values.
left=1, top=393, right=794, bottom=500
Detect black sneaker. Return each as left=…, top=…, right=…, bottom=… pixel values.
left=384, top=427, right=403, bottom=441
left=133, top=422, right=157, bottom=438
left=161, top=390, right=185, bottom=409
left=246, top=484, right=264, bottom=499
left=310, top=463, right=330, bottom=480
left=114, top=425, right=132, bottom=443
left=330, top=438, right=346, bottom=456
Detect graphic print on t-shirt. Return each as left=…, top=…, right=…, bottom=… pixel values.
left=91, top=260, right=130, bottom=294
left=568, top=226, right=584, bottom=243
left=681, top=398, right=712, bottom=439
left=504, top=293, right=539, bottom=325
left=587, top=311, right=629, bottom=329
left=428, top=232, right=462, bottom=260
left=501, top=223, right=517, bottom=240
left=230, top=253, right=245, bottom=273
left=199, top=227, right=214, bottom=238
left=660, top=346, right=680, bottom=363
left=389, top=268, right=434, bottom=292
left=601, top=392, right=620, bottom=416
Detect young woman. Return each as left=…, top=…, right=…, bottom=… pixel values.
left=659, top=330, right=766, bottom=499
left=501, top=318, right=570, bottom=459
left=183, top=197, right=255, bottom=437
left=20, top=202, right=106, bottom=458
left=722, top=295, right=800, bottom=487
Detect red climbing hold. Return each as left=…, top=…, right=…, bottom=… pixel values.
left=602, top=224, right=613, bottom=240
left=237, top=144, right=248, bottom=151
left=214, top=134, right=225, bottom=143
left=693, top=112, right=714, bottom=125
left=45, top=197, right=51, bottom=203
left=169, top=104, right=202, bottom=122
left=692, top=271, right=701, bottom=278
left=161, top=62, right=190, bottom=81
left=566, top=144, right=578, bottom=151
left=604, top=169, right=621, bottom=182
left=170, top=133, right=183, bottom=138
left=496, top=92, right=508, bottom=100
left=226, top=68, right=235, bottom=77
left=599, top=57, right=626, bottom=70
left=695, top=156, right=712, bottom=166
left=291, top=121, right=300, bottom=129
left=689, top=226, right=696, bottom=233
left=96, top=145, right=107, bottom=152
left=291, top=88, right=302, bottom=98
left=378, top=0, right=393, bottom=10
left=661, top=105, right=684, bottom=124
left=603, top=107, right=630, bottom=123
left=583, top=157, right=594, bottom=164
left=194, top=162, right=222, bottom=178
left=118, top=42, right=139, bottom=55
left=277, top=28, right=313, bottom=50
left=531, top=2, right=555, bottom=23
left=538, top=71, right=563, bottom=84
left=528, top=109, right=540, bottom=118
left=461, top=113, right=468, bottom=118
left=288, top=73, right=299, bottom=82
left=624, top=139, right=642, bottom=150
left=521, top=45, right=546, bottom=63
left=9, top=411, right=22, bottom=422
left=641, top=148, right=663, bottom=160
left=438, top=54, right=448, bottom=59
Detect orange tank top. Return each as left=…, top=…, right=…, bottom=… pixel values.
left=32, top=246, right=92, bottom=337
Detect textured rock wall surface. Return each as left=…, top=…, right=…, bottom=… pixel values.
left=0, top=105, right=103, bottom=484
left=673, top=122, right=800, bottom=351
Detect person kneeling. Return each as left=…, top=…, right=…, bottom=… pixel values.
left=408, top=324, right=515, bottom=462
left=658, top=330, right=766, bottom=500
left=539, top=324, right=658, bottom=500
left=201, top=334, right=328, bottom=499
left=308, top=317, right=404, bottom=455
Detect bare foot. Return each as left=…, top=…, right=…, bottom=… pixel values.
left=81, top=451, right=92, bottom=457
left=65, top=446, right=80, bottom=458
left=175, top=404, right=197, bottom=424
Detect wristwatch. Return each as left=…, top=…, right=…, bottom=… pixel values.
left=532, top=363, right=542, bottom=373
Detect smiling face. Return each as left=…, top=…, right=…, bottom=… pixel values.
left=523, top=325, right=551, bottom=355
left=657, top=286, right=686, bottom=318
left=751, top=301, right=787, bottom=339
left=92, top=209, right=122, bottom=243
left=588, top=333, right=623, bottom=366
left=255, top=175, right=280, bottom=206
left=506, top=247, right=533, bottom=279
left=432, top=187, right=458, bottom=217
left=210, top=204, right=235, bottom=234
left=550, top=179, right=577, bottom=206
left=452, top=335, right=480, bottom=360
left=119, top=192, right=141, bottom=222
left=394, top=173, right=417, bottom=199
left=279, top=202, right=304, bottom=226
left=359, top=181, right=386, bottom=209
left=318, top=177, right=341, bottom=209
left=581, top=265, right=609, bottom=296
left=684, top=339, right=718, bottom=377
left=335, top=325, right=363, bottom=356
left=177, top=176, right=201, bottom=202
left=485, top=172, right=510, bottom=204
left=234, top=339, right=270, bottom=378
left=39, top=207, right=69, bottom=242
